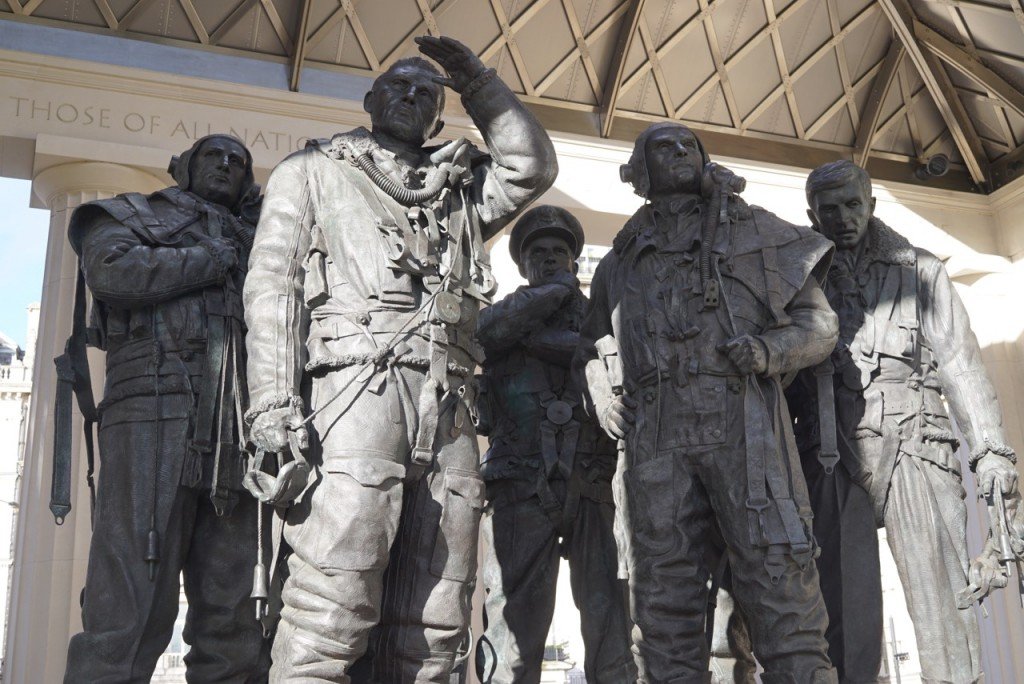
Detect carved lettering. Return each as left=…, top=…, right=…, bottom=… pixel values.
left=9, top=95, right=316, bottom=153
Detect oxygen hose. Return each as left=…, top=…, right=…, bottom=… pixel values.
left=354, top=152, right=450, bottom=205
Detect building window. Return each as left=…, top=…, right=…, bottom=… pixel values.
left=576, top=244, right=610, bottom=284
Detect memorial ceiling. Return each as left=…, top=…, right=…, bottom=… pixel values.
left=3, top=0, right=1024, bottom=193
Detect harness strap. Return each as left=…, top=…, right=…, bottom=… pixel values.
left=411, top=326, right=449, bottom=476
left=744, top=377, right=811, bottom=581
left=866, top=264, right=902, bottom=361
left=51, top=265, right=98, bottom=526
left=190, top=302, right=227, bottom=483
left=814, top=359, right=840, bottom=474
left=899, top=263, right=918, bottom=330
left=210, top=326, right=239, bottom=516
left=761, top=246, right=791, bottom=327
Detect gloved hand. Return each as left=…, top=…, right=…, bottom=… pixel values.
left=250, top=407, right=308, bottom=454
left=202, top=236, right=239, bottom=275
left=720, top=334, right=768, bottom=375
left=603, top=394, right=637, bottom=439
left=976, top=453, right=1019, bottom=497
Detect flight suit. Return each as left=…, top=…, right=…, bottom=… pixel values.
left=789, top=217, right=1016, bottom=683
left=577, top=195, right=838, bottom=683
left=244, top=69, right=555, bottom=682
left=64, top=186, right=269, bottom=683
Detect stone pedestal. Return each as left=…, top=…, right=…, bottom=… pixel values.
left=5, top=162, right=163, bottom=684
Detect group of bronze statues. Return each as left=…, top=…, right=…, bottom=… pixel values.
left=53, top=35, right=1021, bottom=684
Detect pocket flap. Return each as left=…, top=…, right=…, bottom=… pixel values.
left=323, top=457, right=406, bottom=487
left=444, top=468, right=485, bottom=506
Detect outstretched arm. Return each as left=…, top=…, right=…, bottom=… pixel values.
left=417, top=36, right=557, bottom=238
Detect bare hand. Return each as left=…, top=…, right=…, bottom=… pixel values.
left=977, top=453, right=1019, bottom=497
left=250, top=407, right=308, bottom=454
left=415, top=35, right=486, bottom=93
left=603, top=394, right=637, bottom=439
left=720, top=335, right=768, bottom=375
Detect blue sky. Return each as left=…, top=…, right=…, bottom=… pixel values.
left=0, top=179, right=48, bottom=349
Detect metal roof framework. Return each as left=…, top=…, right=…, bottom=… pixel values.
left=4, top=0, right=1024, bottom=193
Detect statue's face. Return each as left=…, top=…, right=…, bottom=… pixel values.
left=809, top=179, right=874, bottom=250
left=644, top=126, right=702, bottom=197
left=522, top=235, right=574, bottom=287
left=366, top=64, right=444, bottom=147
left=189, top=138, right=248, bottom=208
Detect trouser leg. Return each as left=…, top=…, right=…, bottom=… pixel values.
left=367, top=393, right=483, bottom=683
left=623, top=452, right=713, bottom=683
left=477, top=481, right=560, bottom=684
left=568, top=495, right=637, bottom=683
left=270, top=366, right=408, bottom=683
left=183, top=492, right=271, bottom=683
left=65, top=415, right=193, bottom=684
left=269, top=461, right=404, bottom=683
left=701, top=442, right=834, bottom=683
left=707, top=542, right=756, bottom=684
left=883, top=453, right=981, bottom=684
left=803, top=456, right=883, bottom=684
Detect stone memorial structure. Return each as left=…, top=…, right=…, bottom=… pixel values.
left=576, top=121, right=840, bottom=683
left=5, top=7, right=1024, bottom=682
left=59, top=135, right=269, bottom=682
left=242, top=36, right=556, bottom=682
left=789, top=159, right=1020, bottom=684
left=474, top=205, right=635, bottom=683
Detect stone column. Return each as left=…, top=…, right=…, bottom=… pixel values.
left=5, top=162, right=164, bottom=684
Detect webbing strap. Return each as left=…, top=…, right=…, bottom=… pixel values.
left=867, top=264, right=902, bottom=359
left=744, top=377, right=770, bottom=547
left=51, top=265, right=98, bottom=525
left=539, top=419, right=579, bottom=480
left=761, top=246, right=791, bottom=327
left=814, top=359, right=840, bottom=474
left=191, top=309, right=226, bottom=476
left=899, top=263, right=917, bottom=329
left=210, top=327, right=237, bottom=516
left=744, top=377, right=810, bottom=573
left=412, top=327, right=446, bottom=474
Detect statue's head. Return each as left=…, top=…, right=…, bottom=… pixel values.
left=170, top=135, right=255, bottom=212
left=805, top=160, right=875, bottom=250
left=509, top=205, right=584, bottom=284
left=364, top=57, right=446, bottom=147
left=621, top=123, right=709, bottom=199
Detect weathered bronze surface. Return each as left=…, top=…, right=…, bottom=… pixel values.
left=576, top=122, right=839, bottom=683
left=474, top=206, right=636, bottom=682
left=62, top=136, right=270, bottom=682
left=242, top=36, right=556, bottom=682
left=790, top=159, right=1019, bottom=683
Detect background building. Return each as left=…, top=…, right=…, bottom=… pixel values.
left=2, top=1, right=1024, bottom=681
left=0, top=306, right=36, bottom=678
